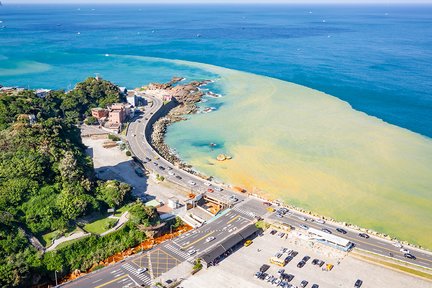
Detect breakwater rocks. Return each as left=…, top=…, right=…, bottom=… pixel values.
left=149, top=78, right=213, bottom=176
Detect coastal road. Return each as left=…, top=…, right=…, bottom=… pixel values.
left=60, top=207, right=258, bottom=288
left=267, top=211, right=432, bottom=269
left=126, top=94, right=246, bottom=204
left=127, top=92, right=432, bottom=271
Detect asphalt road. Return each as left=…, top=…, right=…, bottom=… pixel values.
left=61, top=207, right=257, bottom=288
left=267, top=211, right=432, bottom=269
left=126, top=95, right=246, bottom=204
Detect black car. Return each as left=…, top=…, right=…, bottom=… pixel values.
left=300, top=280, right=309, bottom=288
left=158, top=166, right=165, bottom=170
left=404, top=253, right=416, bottom=260
left=175, top=175, right=182, bottom=179
left=354, top=279, right=363, bottom=287
left=297, top=261, right=306, bottom=268
left=290, top=251, right=298, bottom=257
left=302, top=256, right=311, bottom=262
left=336, top=228, right=347, bottom=234
left=260, top=264, right=270, bottom=272
left=286, top=274, right=294, bottom=282
left=259, top=272, right=267, bottom=280
left=284, top=256, right=293, bottom=263
left=311, top=285, right=319, bottom=288
left=270, top=230, right=278, bottom=235
left=312, top=259, right=320, bottom=265
left=358, top=233, right=369, bottom=239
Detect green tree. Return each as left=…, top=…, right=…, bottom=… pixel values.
left=96, top=180, right=131, bottom=208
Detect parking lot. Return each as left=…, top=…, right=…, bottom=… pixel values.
left=181, top=228, right=432, bottom=288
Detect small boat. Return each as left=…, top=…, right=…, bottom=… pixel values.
left=105, top=53, right=110, bottom=57
left=77, top=32, right=81, bottom=35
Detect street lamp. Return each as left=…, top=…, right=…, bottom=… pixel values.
left=54, top=270, right=58, bottom=287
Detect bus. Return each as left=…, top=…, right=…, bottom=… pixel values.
left=269, top=256, right=288, bottom=267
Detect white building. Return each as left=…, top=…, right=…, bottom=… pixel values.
left=35, top=89, right=51, bottom=98
left=307, top=227, right=354, bottom=251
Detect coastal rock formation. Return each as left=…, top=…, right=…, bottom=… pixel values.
left=216, top=154, right=232, bottom=161
left=149, top=78, right=213, bottom=175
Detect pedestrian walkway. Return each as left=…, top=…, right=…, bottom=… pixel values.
left=232, top=205, right=256, bottom=219
left=163, top=243, right=190, bottom=260
left=122, top=263, right=152, bottom=286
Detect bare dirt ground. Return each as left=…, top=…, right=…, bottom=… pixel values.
left=181, top=229, right=432, bottom=288
left=82, top=136, right=190, bottom=204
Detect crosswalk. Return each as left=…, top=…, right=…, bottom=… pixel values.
left=122, top=263, right=152, bottom=286
left=163, top=243, right=190, bottom=260
left=232, top=205, right=256, bottom=219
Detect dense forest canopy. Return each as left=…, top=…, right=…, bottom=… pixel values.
left=0, top=77, right=152, bottom=287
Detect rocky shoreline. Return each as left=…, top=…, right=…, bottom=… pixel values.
left=149, top=77, right=213, bottom=179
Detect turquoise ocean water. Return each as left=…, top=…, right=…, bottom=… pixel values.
left=1, top=4, right=431, bottom=246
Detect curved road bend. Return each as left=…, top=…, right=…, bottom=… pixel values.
left=127, top=94, right=246, bottom=203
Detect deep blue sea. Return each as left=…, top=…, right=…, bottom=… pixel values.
left=0, top=4, right=431, bottom=137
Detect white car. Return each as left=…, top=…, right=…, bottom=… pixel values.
left=188, top=180, right=196, bottom=186
left=316, top=219, right=325, bottom=224
left=187, top=249, right=197, bottom=255
left=392, top=242, right=403, bottom=248
left=298, top=216, right=307, bottom=221
left=206, top=236, right=215, bottom=243
left=299, top=224, right=309, bottom=230
left=136, top=267, right=148, bottom=274
left=204, top=182, right=212, bottom=186
left=214, top=186, right=223, bottom=191
left=400, top=248, right=410, bottom=254
left=168, top=171, right=175, bottom=176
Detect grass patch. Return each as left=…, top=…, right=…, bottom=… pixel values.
left=114, top=204, right=130, bottom=217
left=40, top=230, right=61, bottom=247
left=40, top=226, right=80, bottom=247
left=84, top=218, right=118, bottom=235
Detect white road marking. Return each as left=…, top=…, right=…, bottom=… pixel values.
left=92, top=279, right=103, bottom=284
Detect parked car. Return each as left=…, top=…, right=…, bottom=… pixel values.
left=297, top=261, right=306, bottom=268
left=354, top=279, right=363, bottom=287
left=260, top=264, right=270, bottom=273
left=300, top=280, right=309, bottom=287
left=270, top=230, right=278, bottom=235
left=311, top=284, right=319, bottom=288
left=302, top=256, right=311, bottom=262
left=175, top=175, right=182, bottom=180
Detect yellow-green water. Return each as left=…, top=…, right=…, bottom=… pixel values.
left=163, top=60, right=432, bottom=248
